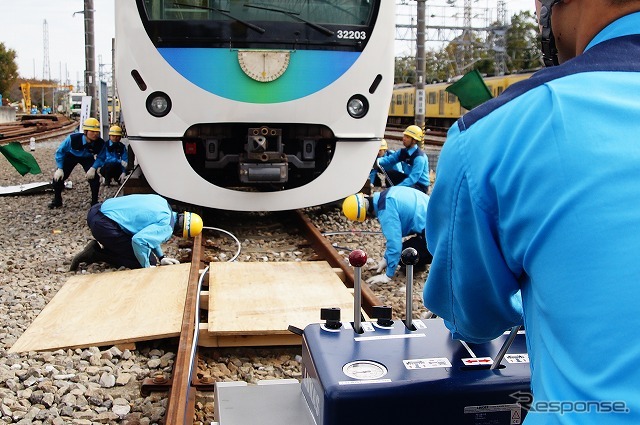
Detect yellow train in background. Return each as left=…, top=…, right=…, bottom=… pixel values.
left=388, top=73, right=534, bottom=129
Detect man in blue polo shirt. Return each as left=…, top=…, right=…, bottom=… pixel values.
left=423, top=1, right=640, bottom=423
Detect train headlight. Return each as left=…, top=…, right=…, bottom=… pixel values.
left=347, top=95, right=369, bottom=119
left=146, top=91, right=172, bottom=117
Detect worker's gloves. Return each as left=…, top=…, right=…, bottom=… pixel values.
left=121, top=160, right=128, bottom=168
left=160, top=257, right=180, bottom=266
left=118, top=173, right=127, bottom=184
left=86, top=167, right=96, bottom=180
left=366, top=274, right=391, bottom=285
left=53, top=168, right=64, bottom=181
left=374, top=258, right=387, bottom=273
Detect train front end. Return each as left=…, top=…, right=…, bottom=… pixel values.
left=115, top=0, right=395, bottom=211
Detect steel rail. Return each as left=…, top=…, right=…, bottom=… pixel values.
left=159, top=210, right=382, bottom=423
left=164, top=233, right=203, bottom=425
left=294, top=209, right=382, bottom=316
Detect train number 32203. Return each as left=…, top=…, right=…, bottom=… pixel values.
left=336, top=30, right=367, bottom=40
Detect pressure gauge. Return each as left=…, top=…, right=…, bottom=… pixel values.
left=342, top=360, right=388, bottom=380
left=238, top=50, right=291, bottom=83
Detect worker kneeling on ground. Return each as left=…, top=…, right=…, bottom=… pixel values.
left=369, top=139, right=402, bottom=188
left=70, top=194, right=203, bottom=271
left=342, top=186, right=432, bottom=285
left=376, top=125, right=430, bottom=193
left=99, top=125, right=128, bottom=186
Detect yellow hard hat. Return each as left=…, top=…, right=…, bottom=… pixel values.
left=183, top=212, right=203, bottom=238
left=83, top=117, right=100, bottom=132
left=403, top=125, right=423, bottom=142
left=342, top=193, right=367, bottom=222
left=109, top=125, right=123, bottom=136
left=380, top=139, right=388, bottom=151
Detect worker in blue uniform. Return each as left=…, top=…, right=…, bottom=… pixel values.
left=376, top=125, right=430, bottom=193
left=342, top=186, right=431, bottom=285
left=99, top=125, right=128, bottom=186
left=69, top=194, right=204, bottom=271
left=368, top=139, right=402, bottom=188
left=48, top=117, right=106, bottom=209
left=423, top=1, right=640, bottom=424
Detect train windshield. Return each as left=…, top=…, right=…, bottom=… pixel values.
left=139, top=0, right=379, bottom=50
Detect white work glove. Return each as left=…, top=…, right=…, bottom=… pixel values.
left=121, top=160, right=128, bottom=168
left=160, top=257, right=180, bottom=266
left=118, top=173, right=127, bottom=184
left=374, top=258, right=387, bottom=273
left=53, top=168, right=64, bottom=181
left=366, top=274, right=391, bottom=285
left=86, top=167, right=96, bottom=180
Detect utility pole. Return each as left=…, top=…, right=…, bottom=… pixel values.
left=112, top=38, right=117, bottom=124
left=84, top=0, right=97, bottom=117
left=43, top=20, right=50, bottom=110
left=415, top=0, right=426, bottom=129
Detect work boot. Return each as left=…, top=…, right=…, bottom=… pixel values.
left=48, top=199, right=62, bottom=209
left=69, top=240, right=101, bottom=271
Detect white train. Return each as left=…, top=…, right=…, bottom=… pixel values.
left=115, top=0, right=395, bottom=211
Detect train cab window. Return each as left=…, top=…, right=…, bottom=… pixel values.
left=427, top=92, right=436, bottom=104
left=396, top=94, right=402, bottom=105
left=140, top=0, right=379, bottom=51
left=143, top=0, right=374, bottom=25
left=447, top=92, right=457, bottom=104
left=497, top=86, right=504, bottom=96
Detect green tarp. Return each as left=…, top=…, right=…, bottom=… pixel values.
left=0, top=142, right=42, bottom=176
left=445, top=69, right=494, bottom=111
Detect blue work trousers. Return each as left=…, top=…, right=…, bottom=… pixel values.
left=87, top=203, right=158, bottom=269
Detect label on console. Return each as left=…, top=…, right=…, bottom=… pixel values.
left=504, top=353, right=530, bottom=364
left=403, top=357, right=452, bottom=370
left=464, top=403, right=522, bottom=424
left=461, top=357, right=493, bottom=366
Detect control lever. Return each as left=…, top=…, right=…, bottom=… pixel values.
left=490, top=325, right=521, bottom=370
left=349, top=249, right=367, bottom=334
left=371, top=305, right=393, bottom=327
left=320, top=307, right=342, bottom=330
left=401, top=247, right=419, bottom=330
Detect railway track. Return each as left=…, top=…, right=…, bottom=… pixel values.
left=147, top=208, right=391, bottom=424
left=0, top=114, right=78, bottom=144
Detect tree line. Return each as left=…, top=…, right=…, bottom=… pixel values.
left=395, top=11, right=540, bottom=84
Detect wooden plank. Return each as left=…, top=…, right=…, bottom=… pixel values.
left=198, top=325, right=301, bottom=347
left=9, top=264, right=190, bottom=353
left=208, top=262, right=356, bottom=335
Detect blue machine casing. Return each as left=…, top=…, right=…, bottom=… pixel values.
left=301, top=318, right=530, bottom=425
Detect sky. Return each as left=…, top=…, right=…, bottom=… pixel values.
left=0, top=0, right=537, bottom=86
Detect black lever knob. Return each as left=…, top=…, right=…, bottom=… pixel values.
left=401, top=247, right=419, bottom=266
left=372, top=305, right=394, bottom=327
left=321, top=307, right=342, bottom=330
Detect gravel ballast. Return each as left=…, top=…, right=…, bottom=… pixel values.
left=0, top=136, right=431, bottom=424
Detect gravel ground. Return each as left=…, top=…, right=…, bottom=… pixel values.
left=0, top=137, right=430, bottom=424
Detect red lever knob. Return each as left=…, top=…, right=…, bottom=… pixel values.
left=349, top=249, right=367, bottom=267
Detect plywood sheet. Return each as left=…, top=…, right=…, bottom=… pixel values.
left=0, top=181, right=51, bottom=195
left=208, top=262, right=355, bottom=335
left=9, top=264, right=190, bottom=353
